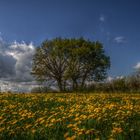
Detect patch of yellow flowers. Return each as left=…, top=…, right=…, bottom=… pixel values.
left=0, top=93, right=140, bottom=139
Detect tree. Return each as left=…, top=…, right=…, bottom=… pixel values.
left=31, top=37, right=110, bottom=91
left=126, top=71, right=140, bottom=92
left=31, top=38, right=69, bottom=91
left=62, top=38, right=110, bottom=90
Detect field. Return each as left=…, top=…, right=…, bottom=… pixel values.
left=0, top=93, right=140, bottom=140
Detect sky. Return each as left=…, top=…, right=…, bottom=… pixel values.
left=0, top=0, right=140, bottom=92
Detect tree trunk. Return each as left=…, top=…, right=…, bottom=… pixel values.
left=57, top=80, right=63, bottom=92
left=63, top=80, right=66, bottom=91
left=72, top=79, right=78, bottom=91
left=80, top=70, right=89, bottom=88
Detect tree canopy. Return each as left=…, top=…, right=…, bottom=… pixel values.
left=31, top=37, right=110, bottom=91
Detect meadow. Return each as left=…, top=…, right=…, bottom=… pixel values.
left=0, top=93, right=140, bottom=140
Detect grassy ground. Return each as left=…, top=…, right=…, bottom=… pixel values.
left=0, top=93, right=140, bottom=140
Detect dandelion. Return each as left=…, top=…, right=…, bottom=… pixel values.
left=31, top=129, right=36, bottom=134
left=66, top=135, right=76, bottom=140
left=85, top=130, right=91, bottom=134
left=0, top=127, right=5, bottom=132
left=0, top=116, right=3, bottom=120
left=67, top=124, right=73, bottom=128
left=11, top=120, right=18, bottom=125
left=25, top=124, right=32, bottom=129
left=77, top=131, right=83, bottom=136
left=112, top=127, right=123, bottom=134
left=64, top=132, right=69, bottom=138
left=50, top=118, right=55, bottom=123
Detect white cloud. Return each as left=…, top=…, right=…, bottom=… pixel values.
left=0, top=39, right=37, bottom=92
left=134, top=62, right=140, bottom=70
left=106, top=76, right=114, bottom=82
left=106, top=75, right=125, bottom=82
left=0, top=80, right=41, bottom=93
left=113, top=36, right=126, bottom=44
left=116, top=76, right=124, bottom=79
left=7, top=41, right=35, bottom=81
left=99, top=15, right=105, bottom=22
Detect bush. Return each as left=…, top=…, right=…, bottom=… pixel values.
left=31, top=87, right=49, bottom=93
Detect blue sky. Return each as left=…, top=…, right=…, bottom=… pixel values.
left=0, top=0, right=140, bottom=80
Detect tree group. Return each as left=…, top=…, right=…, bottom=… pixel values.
left=32, top=38, right=110, bottom=92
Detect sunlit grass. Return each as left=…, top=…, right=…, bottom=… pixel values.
left=0, top=93, right=140, bottom=140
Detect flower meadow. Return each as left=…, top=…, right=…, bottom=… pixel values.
left=0, top=93, right=140, bottom=140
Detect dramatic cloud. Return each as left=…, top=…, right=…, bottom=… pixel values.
left=113, top=36, right=126, bottom=44
left=0, top=39, right=37, bottom=92
left=0, top=54, right=16, bottom=78
left=6, top=41, right=35, bottom=81
left=134, top=62, right=140, bottom=70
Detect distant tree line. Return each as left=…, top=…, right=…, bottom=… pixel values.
left=80, top=70, right=140, bottom=93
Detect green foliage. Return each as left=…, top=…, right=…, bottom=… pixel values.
left=126, top=73, right=140, bottom=92
left=32, top=37, right=110, bottom=92
left=84, top=72, right=140, bottom=93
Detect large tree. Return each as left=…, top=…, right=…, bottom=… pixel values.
left=31, top=38, right=110, bottom=91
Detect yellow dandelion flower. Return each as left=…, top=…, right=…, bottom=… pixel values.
left=0, top=116, right=3, bottom=120
left=0, top=127, right=5, bottom=132
left=112, top=127, right=123, bottom=134
left=50, top=118, right=55, bottom=123
left=74, top=117, right=79, bottom=121
left=66, top=135, right=76, bottom=140
left=65, top=137, right=71, bottom=140
left=75, top=113, right=80, bottom=117
left=64, top=132, right=69, bottom=138
left=67, top=124, right=73, bottom=128
left=71, top=135, right=76, bottom=140
left=11, top=120, right=18, bottom=125
left=25, top=124, right=32, bottom=129
left=31, top=129, right=36, bottom=134
left=85, top=130, right=91, bottom=134
left=77, top=131, right=83, bottom=136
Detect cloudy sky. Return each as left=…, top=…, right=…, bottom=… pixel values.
left=0, top=0, right=140, bottom=92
